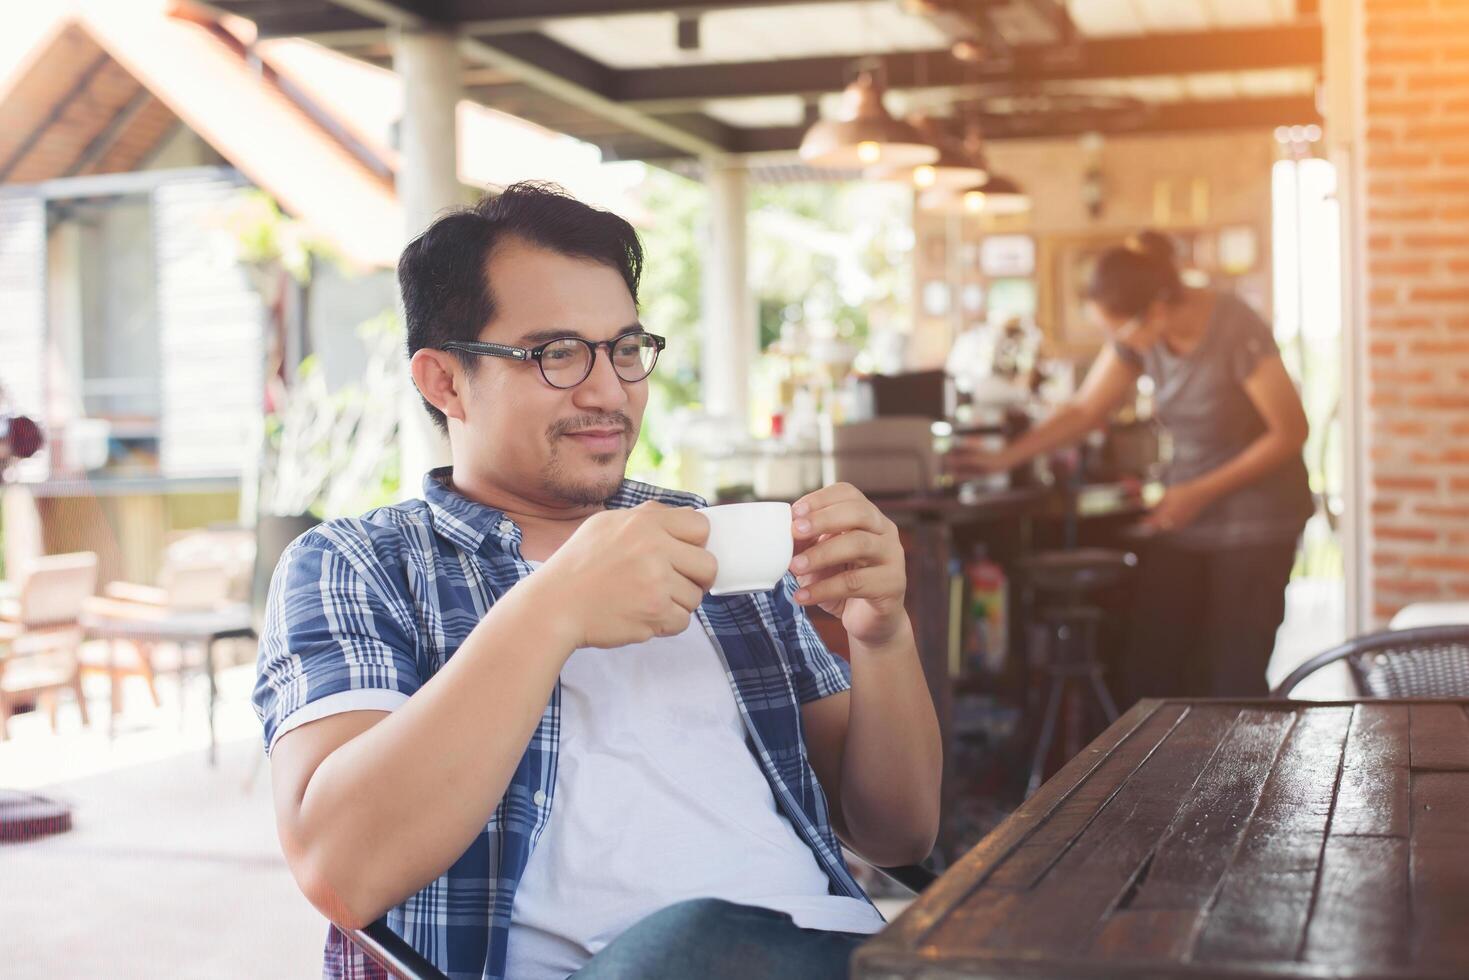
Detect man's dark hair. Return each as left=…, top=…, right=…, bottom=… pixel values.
left=398, top=181, right=644, bottom=432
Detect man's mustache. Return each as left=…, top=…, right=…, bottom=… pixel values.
left=548, top=413, right=634, bottom=440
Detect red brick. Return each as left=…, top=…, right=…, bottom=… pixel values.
left=1407, top=392, right=1469, bottom=410
left=1376, top=475, right=1439, bottom=492
left=1372, top=259, right=1437, bottom=277
left=1406, top=74, right=1469, bottom=94
left=1369, top=206, right=1436, bottom=222
left=1409, top=339, right=1469, bottom=354
left=1374, top=577, right=1444, bottom=597
left=1376, top=369, right=1436, bottom=386
left=1407, top=554, right=1469, bottom=573
left=1417, top=504, right=1469, bottom=520
left=1402, top=233, right=1469, bottom=250
left=1370, top=315, right=1434, bottom=332
left=1411, top=447, right=1469, bottom=465
left=1409, top=286, right=1469, bottom=303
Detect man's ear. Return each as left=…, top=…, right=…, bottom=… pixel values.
left=410, top=349, right=468, bottom=424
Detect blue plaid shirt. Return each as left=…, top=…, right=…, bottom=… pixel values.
left=254, top=467, right=871, bottom=980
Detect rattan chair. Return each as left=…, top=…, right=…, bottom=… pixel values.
left=344, top=860, right=939, bottom=980
left=1271, top=624, right=1469, bottom=699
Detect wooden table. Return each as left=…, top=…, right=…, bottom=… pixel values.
left=856, top=698, right=1469, bottom=979
left=80, top=603, right=255, bottom=765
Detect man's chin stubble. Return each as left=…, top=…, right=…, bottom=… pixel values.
left=541, top=450, right=628, bottom=506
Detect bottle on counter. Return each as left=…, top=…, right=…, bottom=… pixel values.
left=964, top=546, right=1008, bottom=677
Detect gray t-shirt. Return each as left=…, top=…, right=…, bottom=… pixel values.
left=1114, top=292, right=1314, bottom=549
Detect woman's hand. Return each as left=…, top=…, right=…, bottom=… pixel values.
left=1142, top=480, right=1214, bottom=533
left=945, top=437, right=1012, bottom=479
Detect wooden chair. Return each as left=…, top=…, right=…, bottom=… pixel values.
left=0, top=552, right=100, bottom=738
left=78, top=528, right=254, bottom=717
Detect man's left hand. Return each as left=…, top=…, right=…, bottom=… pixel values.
left=789, top=483, right=908, bottom=647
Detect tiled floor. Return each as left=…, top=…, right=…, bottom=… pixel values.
left=3, top=664, right=326, bottom=979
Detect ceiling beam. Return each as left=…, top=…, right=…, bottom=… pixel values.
left=65, top=83, right=157, bottom=177
left=461, top=33, right=733, bottom=156
left=214, top=0, right=856, bottom=38
left=0, top=51, right=114, bottom=184
left=616, top=22, right=1323, bottom=106
left=446, top=0, right=854, bottom=35
left=725, top=94, right=1322, bottom=152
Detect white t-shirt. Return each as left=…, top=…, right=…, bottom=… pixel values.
left=504, top=616, right=884, bottom=980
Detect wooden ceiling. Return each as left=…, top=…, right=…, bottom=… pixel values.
left=200, top=0, right=1323, bottom=162
left=0, top=24, right=180, bottom=184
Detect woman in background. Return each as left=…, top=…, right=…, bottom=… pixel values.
left=951, top=231, right=1314, bottom=702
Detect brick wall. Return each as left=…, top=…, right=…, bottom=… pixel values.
left=1362, top=0, right=1469, bottom=622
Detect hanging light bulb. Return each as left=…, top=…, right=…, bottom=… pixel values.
left=799, top=67, right=940, bottom=170
left=922, top=172, right=1030, bottom=215
left=869, top=114, right=989, bottom=189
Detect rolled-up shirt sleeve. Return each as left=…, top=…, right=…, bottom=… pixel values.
left=252, top=526, right=421, bottom=755
left=772, top=571, right=852, bottom=704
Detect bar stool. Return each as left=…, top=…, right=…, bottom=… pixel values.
left=1019, top=548, right=1136, bottom=796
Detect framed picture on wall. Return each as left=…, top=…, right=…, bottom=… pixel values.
left=980, top=235, right=1036, bottom=277
left=1045, top=234, right=1117, bottom=355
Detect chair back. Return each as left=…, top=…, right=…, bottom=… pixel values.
left=251, top=513, right=321, bottom=634
left=1273, top=625, right=1469, bottom=698
left=16, top=552, right=99, bottom=628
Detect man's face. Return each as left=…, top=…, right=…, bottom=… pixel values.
left=458, top=238, right=647, bottom=507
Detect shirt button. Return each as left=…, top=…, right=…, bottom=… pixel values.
left=498, top=519, right=514, bottom=534
left=532, top=790, right=547, bottom=806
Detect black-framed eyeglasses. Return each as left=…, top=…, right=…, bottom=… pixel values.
left=442, top=331, right=667, bottom=390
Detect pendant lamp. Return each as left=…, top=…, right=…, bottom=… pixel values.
left=799, top=68, right=940, bottom=170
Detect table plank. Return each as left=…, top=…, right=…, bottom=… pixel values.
left=1301, top=835, right=1411, bottom=969
left=1410, top=771, right=1469, bottom=968
left=936, top=704, right=1242, bottom=957
left=1192, top=706, right=1354, bottom=964
left=866, top=700, right=1174, bottom=955
left=1331, top=704, right=1411, bottom=836
left=983, top=702, right=1191, bottom=891
left=1088, top=709, right=1296, bottom=959
left=1408, top=704, right=1469, bottom=771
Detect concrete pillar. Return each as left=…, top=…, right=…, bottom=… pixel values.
left=1323, top=0, right=1367, bottom=633
left=700, top=158, right=756, bottom=431
left=393, top=27, right=460, bottom=498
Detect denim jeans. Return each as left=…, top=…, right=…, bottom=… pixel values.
left=571, top=899, right=871, bottom=980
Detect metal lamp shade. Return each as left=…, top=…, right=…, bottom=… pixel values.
left=799, top=72, right=940, bottom=170
left=921, top=172, right=1031, bottom=214
left=869, top=115, right=989, bottom=189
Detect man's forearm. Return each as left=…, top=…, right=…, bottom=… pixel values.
left=289, top=575, right=573, bottom=929
left=840, top=615, right=943, bottom=866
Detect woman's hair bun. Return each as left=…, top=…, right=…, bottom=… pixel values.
left=1124, top=230, right=1176, bottom=266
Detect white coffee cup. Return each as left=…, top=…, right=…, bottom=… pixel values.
left=697, top=501, right=794, bottom=596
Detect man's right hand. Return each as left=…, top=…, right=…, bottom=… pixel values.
left=535, top=502, right=716, bottom=650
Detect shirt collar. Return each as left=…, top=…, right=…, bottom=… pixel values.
left=421, top=465, right=704, bottom=557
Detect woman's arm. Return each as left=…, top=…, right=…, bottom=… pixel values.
left=949, top=344, right=1140, bottom=474
left=1146, top=353, right=1309, bottom=531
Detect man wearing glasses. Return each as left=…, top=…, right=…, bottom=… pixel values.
left=254, top=182, right=941, bottom=980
